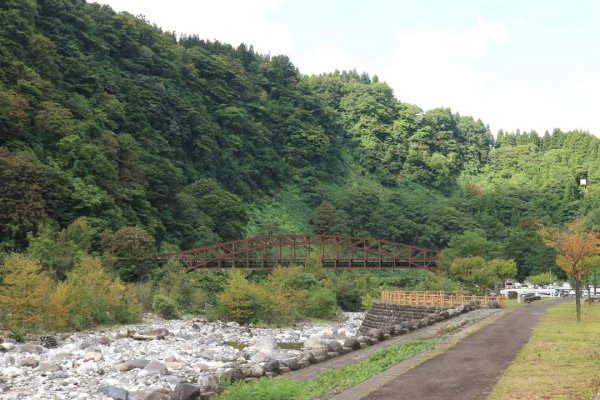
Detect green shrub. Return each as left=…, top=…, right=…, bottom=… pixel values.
left=268, top=267, right=318, bottom=290
left=306, top=286, right=339, bottom=319
left=152, top=293, right=180, bottom=319
left=132, top=281, right=154, bottom=312
left=66, top=257, right=142, bottom=329
left=152, top=262, right=207, bottom=314
left=361, top=293, right=375, bottom=311
left=9, top=327, right=26, bottom=342
left=217, top=271, right=269, bottom=324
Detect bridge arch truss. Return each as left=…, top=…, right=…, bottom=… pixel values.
left=158, top=234, right=437, bottom=272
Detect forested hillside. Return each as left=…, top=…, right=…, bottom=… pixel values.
left=2, top=0, right=600, bottom=285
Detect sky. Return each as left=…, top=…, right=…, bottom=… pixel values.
left=95, top=0, right=600, bottom=136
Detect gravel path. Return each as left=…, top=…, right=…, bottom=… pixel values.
left=337, top=299, right=559, bottom=400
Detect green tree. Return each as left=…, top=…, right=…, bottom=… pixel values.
left=439, top=231, right=491, bottom=269
left=313, top=201, right=344, bottom=234
left=102, top=226, right=156, bottom=281
left=27, top=217, right=98, bottom=279
left=180, top=179, right=248, bottom=242
left=450, top=256, right=516, bottom=293
left=526, top=272, right=557, bottom=286
left=0, top=149, right=49, bottom=248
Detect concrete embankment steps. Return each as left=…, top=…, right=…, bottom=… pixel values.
left=359, top=302, right=451, bottom=334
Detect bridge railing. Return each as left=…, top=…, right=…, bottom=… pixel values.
left=380, top=290, right=504, bottom=307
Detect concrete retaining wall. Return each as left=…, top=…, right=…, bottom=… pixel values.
left=359, top=302, right=451, bottom=334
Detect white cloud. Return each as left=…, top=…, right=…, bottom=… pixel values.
left=382, top=18, right=509, bottom=112
left=381, top=18, right=600, bottom=135
left=95, top=0, right=292, bottom=56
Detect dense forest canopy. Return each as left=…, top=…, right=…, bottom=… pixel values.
left=2, top=0, right=600, bottom=284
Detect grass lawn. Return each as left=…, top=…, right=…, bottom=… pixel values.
left=502, top=296, right=556, bottom=309
left=502, top=298, right=527, bottom=309
left=488, top=300, right=600, bottom=400
left=216, top=339, right=439, bottom=400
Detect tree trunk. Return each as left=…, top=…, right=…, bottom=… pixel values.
left=575, top=279, right=581, bottom=322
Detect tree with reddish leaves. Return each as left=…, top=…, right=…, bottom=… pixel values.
left=540, top=220, right=600, bottom=322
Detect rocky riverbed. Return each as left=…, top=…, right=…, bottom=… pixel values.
left=0, top=313, right=364, bottom=399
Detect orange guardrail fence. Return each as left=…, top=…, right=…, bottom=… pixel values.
left=380, top=290, right=504, bottom=307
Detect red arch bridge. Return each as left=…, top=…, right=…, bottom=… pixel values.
left=158, top=234, right=438, bottom=272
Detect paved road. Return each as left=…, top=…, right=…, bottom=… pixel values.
left=357, top=299, right=558, bottom=400
left=288, top=308, right=501, bottom=381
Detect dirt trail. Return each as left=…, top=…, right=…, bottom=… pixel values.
left=337, top=299, right=558, bottom=400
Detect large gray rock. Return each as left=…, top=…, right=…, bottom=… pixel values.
left=367, top=329, right=384, bottom=340
left=0, top=342, right=15, bottom=352
left=131, top=358, right=150, bottom=369
left=76, top=361, right=103, bottom=375
left=488, top=300, right=500, bottom=309
left=1, top=366, right=23, bottom=377
left=197, top=350, right=214, bottom=360
left=19, top=357, right=39, bottom=368
left=98, top=385, right=129, bottom=400
left=304, top=335, right=328, bottom=350
left=17, top=344, right=43, bottom=354
left=263, top=359, right=280, bottom=373
left=50, top=352, right=69, bottom=363
left=170, top=383, right=201, bottom=400
left=251, top=336, right=278, bottom=351
left=38, top=362, right=61, bottom=373
left=241, top=363, right=264, bottom=378
left=115, top=361, right=134, bottom=372
left=99, top=336, right=112, bottom=346
left=204, top=334, right=223, bottom=345
left=455, top=304, right=467, bottom=314
left=327, top=341, right=343, bottom=353
left=250, top=350, right=273, bottom=363
left=280, top=357, right=300, bottom=371
left=392, top=325, right=405, bottom=335
left=164, top=361, right=185, bottom=370
left=219, top=368, right=244, bottom=383
left=151, top=328, right=170, bottom=337
left=80, top=340, right=96, bottom=350
left=143, top=361, right=168, bottom=375
left=130, top=390, right=168, bottom=400
left=343, top=338, right=361, bottom=350
left=301, top=351, right=316, bottom=364
left=84, top=351, right=103, bottom=362
left=195, top=363, right=210, bottom=372
left=428, top=313, right=440, bottom=321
